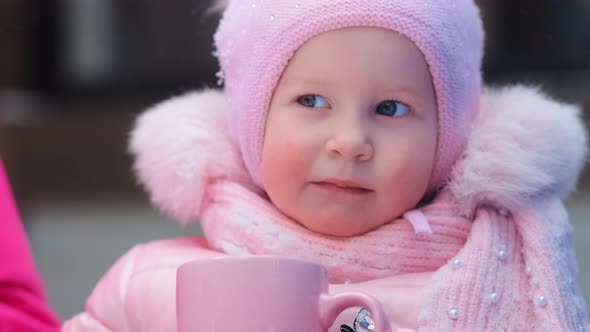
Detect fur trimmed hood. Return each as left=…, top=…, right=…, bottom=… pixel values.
left=129, top=85, right=588, bottom=225
left=449, top=86, right=587, bottom=216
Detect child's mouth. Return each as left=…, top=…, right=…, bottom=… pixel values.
left=312, top=179, right=373, bottom=195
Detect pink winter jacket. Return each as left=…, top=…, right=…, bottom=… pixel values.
left=63, top=86, right=589, bottom=331
left=0, top=159, right=61, bottom=331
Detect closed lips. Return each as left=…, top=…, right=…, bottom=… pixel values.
left=313, top=179, right=372, bottom=192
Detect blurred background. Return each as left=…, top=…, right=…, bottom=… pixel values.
left=0, top=0, right=589, bottom=320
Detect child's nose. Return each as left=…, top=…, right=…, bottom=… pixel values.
left=325, top=122, right=373, bottom=161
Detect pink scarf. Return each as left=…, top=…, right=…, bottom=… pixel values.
left=200, top=181, right=587, bottom=331
left=200, top=181, right=471, bottom=283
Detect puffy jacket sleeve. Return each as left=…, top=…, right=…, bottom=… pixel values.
left=62, top=237, right=222, bottom=332
left=0, top=159, right=61, bottom=331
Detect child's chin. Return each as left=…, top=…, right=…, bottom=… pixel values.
left=299, top=218, right=382, bottom=237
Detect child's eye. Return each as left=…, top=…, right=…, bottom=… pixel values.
left=375, top=100, right=410, bottom=117
left=297, top=95, right=330, bottom=108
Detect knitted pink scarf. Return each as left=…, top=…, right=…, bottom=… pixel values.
left=200, top=181, right=471, bottom=283
left=199, top=181, right=585, bottom=331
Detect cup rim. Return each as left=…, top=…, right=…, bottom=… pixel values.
left=177, top=255, right=325, bottom=274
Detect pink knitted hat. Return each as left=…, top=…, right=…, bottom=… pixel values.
left=214, top=0, right=485, bottom=190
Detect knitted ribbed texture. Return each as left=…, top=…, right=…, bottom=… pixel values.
left=201, top=181, right=471, bottom=282
left=419, top=208, right=529, bottom=330
left=419, top=197, right=589, bottom=331
left=214, top=0, right=484, bottom=190
left=200, top=181, right=589, bottom=331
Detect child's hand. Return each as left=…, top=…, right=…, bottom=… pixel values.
left=331, top=271, right=434, bottom=331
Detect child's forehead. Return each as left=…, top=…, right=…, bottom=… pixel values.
left=276, top=27, right=434, bottom=97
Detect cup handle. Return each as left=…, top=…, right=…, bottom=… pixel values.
left=319, top=292, right=393, bottom=332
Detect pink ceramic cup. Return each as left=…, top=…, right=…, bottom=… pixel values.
left=177, top=256, right=392, bottom=332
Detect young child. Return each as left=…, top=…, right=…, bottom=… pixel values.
left=0, top=158, right=61, bottom=331
left=63, top=0, right=589, bottom=331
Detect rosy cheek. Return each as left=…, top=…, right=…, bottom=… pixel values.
left=379, top=145, right=430, bottom=191
left=280, top=141, right=310, bottom=178
left=263, top=138, right=309, bottom=184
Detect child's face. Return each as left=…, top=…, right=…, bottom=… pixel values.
left=261, top=27, right=438, bottom=237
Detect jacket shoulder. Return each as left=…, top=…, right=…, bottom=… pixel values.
left=64, top=237, right=222, bottom=332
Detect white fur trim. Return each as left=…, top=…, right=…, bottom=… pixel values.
left=129, top=90, right=255, bottom=225
left=449, top=85, right=588, bottom=216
